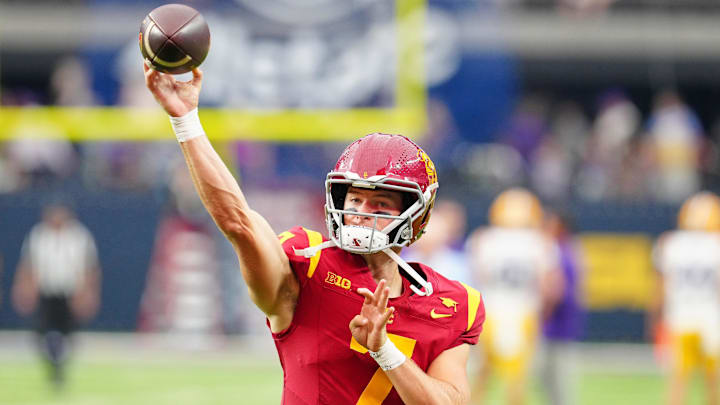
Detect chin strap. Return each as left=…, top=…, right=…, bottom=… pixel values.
left=293, top=240, right=337, bottom=259
left=293, top=236, right=434, bottom=297
left=382, top=248, right=433, bottom=297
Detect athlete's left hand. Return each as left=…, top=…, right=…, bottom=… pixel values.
left=350, top=279, right=395, bottom=352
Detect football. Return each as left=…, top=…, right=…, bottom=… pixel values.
left=139, top=4, right=210, bottom=74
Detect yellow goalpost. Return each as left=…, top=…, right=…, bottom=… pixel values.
left=0, top=0, right=427, bottom=143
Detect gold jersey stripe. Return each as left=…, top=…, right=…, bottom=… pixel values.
left=277, top=231, right=295, bottom=245
left=352, top=334, right=417, bottom=405
left=460, top=282, right=482, bottom=332
left=302, top=228, right=324, bottom=279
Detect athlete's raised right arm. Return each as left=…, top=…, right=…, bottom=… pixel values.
left=143, top=63, right=297, bottom=331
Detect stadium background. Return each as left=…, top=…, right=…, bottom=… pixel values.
left=0, top=0, right=717, bottom=403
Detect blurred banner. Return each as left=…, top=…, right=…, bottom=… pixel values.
left=0, top=0, right=428, bottom=141
left=579, top=233, right=656, bottom=310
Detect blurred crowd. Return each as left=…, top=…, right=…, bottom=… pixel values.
left=3, top=0, right=720, bottom=207
left=2, top=55, right=720, bottom=209
left=453, top=88, right=719, bottom=205
left=501, top=0, right=720, bottom=16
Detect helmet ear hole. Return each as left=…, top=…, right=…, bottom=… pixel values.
left=331, top=184, right=349, bottom=210
left=384, top=192, right=419, bottom=243
left=402, top=192, right=417, bottom=211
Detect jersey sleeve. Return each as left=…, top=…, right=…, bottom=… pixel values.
left=451, top=282, right=486, bottom=347
left=277, top=226, right=326, bottom=286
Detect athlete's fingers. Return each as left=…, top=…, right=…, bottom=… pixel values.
left=356, top=288, right=375, bottom=304
left=374, top=279, right=386, bottom=297
left=144, top=62, right=154, bottom=81
left=378, top=286, right=390, bottom=312
left=349, top=314, right=368, bottom=329
left=191, top=67, right=203, bottom=88
left=144, top=59, right=157, bottom=77
left=144, top=62, right=161, bottom=88
left=371, top=279, right=386, bottom=306
left=382, top=307, right=395, bottom=325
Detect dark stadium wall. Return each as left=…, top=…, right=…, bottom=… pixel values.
left=0, top=187, right=683, bottom=341
left=0, top=191, right=165, bottom=331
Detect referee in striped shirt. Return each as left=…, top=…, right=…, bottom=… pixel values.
left=12, top=201, right=101, bottom=389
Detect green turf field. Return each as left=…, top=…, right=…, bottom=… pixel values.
left=0, top=357, right=282, bottom=405
left=1, top=361, right=708, bottom=405
left=0, top=334, right=708, bottom=405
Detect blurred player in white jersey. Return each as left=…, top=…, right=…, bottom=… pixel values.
left=468, top=188, right=563, bottom=405
left=652, top=191, right=720, bottom=405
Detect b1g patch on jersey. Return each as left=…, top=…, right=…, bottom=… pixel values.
left=325, top=271, right=351, bottom=290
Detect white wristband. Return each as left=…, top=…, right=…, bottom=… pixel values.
left=169, top=108, right=205, bottom=143
left=369, top=338, right=406, bottom=371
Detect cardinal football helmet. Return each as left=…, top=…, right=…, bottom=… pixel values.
left=323, top=133, right=439, bottom=295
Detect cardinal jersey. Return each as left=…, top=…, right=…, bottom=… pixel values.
left=272, top=227, right=485, bottom=405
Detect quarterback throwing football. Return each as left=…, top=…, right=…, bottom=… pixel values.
left=143, top=64, right=485, bottom=405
